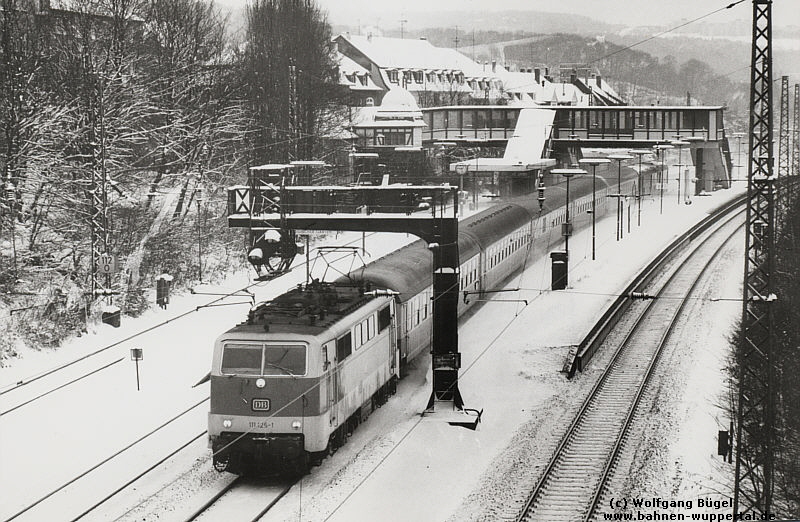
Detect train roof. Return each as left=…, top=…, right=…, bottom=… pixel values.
left=234, top=282, right=383, bottom=335
left=341, top=200, right=535, bottom=302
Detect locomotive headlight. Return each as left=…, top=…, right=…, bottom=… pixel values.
left=223, top=419, right=232, bottom=429
left=256, top=378, right=266, bottom=388
left=291, top=420, right=302, bottom=430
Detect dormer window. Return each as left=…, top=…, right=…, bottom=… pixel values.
left=387, top=70, right=399, bottom=83
left=359, top=75, right=368, bottom=86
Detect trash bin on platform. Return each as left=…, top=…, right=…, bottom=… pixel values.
left=550, top=250, right=568, bottom=290
left=156, top=274, right=173, bottom=309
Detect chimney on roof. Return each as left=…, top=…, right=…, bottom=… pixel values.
left=345, top=31, right=350, bottom=39
left=596, top=75, right=602, bottom=88
left=367, top=32, right=373, bottom=42
left=534, top=68, right=540, bottom=83
left=491, top=59, right=497, bottom=73
left=570, top=73, right=577, bottom=84
left=419, top=36, right=427, bottom=40
left=484, top=61, right=488, bottom=72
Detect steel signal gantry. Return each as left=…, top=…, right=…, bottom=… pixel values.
left=228, top=167, right=481, bottom=428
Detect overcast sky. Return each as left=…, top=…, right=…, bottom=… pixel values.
left=311, top=0, right=799, bottom=29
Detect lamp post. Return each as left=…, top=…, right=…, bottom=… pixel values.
left=455, top=162, right=467, bottom=214
left=630, top=150, right=649, bottom=227
left=579, top=158, right=610, bottom=260
left=683, top=136, right=705, bottom=202
left=551, top=168, right=586, bottom=261
left=608, top=153, right=633, bottom=241
left=671, top=138, right=690, bottom=204
left=733, top=132, right=746, bottom=183
left=654, top=144, right=674, bottom=214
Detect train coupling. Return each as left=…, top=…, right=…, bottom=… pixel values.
left=422, top=399, right=483, bottom=430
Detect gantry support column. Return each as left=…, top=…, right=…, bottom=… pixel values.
left=428, top=217, right=463, bottom=409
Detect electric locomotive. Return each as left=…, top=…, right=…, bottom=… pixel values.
left=208, top=280, right=397, bottom=475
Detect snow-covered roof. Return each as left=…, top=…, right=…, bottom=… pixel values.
left=337, top=34, right=500, bottom=80
left=337, top=52, right=381, bottom=92
left=349, top=87, right=426, bottom=129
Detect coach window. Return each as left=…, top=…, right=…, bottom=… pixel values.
left=336, top=332, right=352, bottom=361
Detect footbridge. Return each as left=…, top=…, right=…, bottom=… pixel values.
left=423, top=105, right=732, bottom=192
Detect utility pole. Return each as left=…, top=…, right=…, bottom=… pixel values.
left=288, top=58, right=298, bottom=161
left=777, top=76, right=790, bottom=224
left=453, top=25, right=459, bottom=50
left=793, top=84, right=800, bottom=178
left=85, top=54, right=110, bottom=300
left=400, top=17, right=407, bottom=39
left=734, top=1, right=776, bottom=518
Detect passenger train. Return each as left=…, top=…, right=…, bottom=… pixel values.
left=208, top=167, right=639, bottom=475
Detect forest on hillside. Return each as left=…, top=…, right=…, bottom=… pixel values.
left=0, top=0, right=346, bottom=357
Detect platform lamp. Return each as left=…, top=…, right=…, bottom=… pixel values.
left=683, top=136, right=705, bottom=201
left=671, top=138, right=690, bottom=204
left=578, top=157, right=610, bottom=260
left=551, top=168, right=586, bottom=264
left=630, top=150, right=650, bottom=227
left=653, top=144, right=674, bottom=214
left=732, top=132, right=746, bottom=183
left=608, top=153, right=633, bottom=241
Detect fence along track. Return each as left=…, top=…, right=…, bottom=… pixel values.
left=517, top=206, right=745, bottom=522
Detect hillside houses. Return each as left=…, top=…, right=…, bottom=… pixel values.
left=335, top=33, right=624, bottom=109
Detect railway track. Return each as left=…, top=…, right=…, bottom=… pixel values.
left=0, top=239, right=383, bottom=522
left=516, top=206, right=745, bottom=522
left=184, top=477, right=292, bottom=522
left=0, top=230, right=383, bottom=418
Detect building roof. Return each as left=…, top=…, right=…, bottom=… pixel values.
left=337, top=34, right=499, bottom=79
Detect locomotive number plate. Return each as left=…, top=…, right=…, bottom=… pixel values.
left=251, top=399, right=271, bottom=411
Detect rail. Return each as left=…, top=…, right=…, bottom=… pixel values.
left=566, top=192, right=747, bottom=378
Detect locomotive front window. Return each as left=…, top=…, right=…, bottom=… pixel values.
left=221, top=343, right=307, bottom=376
left=221, top=344, right=262, bottom=375
left=264, top=344, right=306, bottom=376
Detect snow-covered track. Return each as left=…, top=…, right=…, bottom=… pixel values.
left=516, top=206, right=745, bottom=522
left=184, top=476, right=292, bottom=522
left=0, top=233, right=382, bottom=417
left=4, top=407, right=208, bottom=521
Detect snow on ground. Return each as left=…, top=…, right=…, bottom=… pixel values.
left=261, top=183, right=746, bottom=522
left=0, top=179, right=746, bottom=522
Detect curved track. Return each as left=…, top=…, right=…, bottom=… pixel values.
left=516, top=206, right=745, bottom=522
